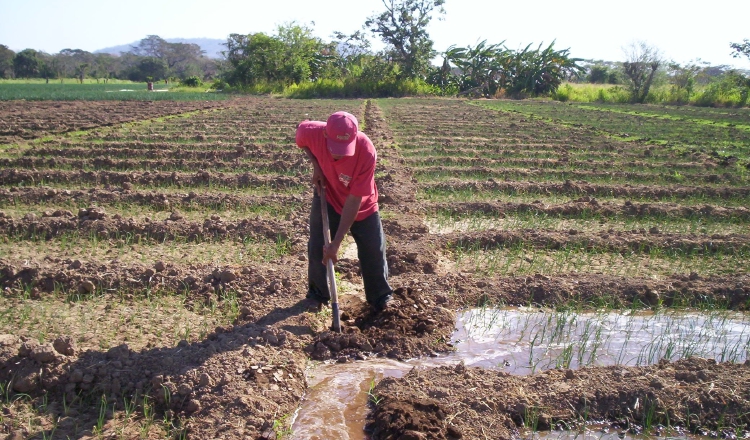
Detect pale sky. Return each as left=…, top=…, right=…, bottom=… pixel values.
left=1, top=0, right=748, bottom=69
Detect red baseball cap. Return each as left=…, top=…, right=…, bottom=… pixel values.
left=325, top=111, right=358, bottom=156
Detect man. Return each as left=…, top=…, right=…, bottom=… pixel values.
left=296, top=111, right=396, bottom=313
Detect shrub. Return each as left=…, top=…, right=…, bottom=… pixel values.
left=551, top=84, right=573, bottom=101
left=691, top=71, right=749, bottom=107
left=549, top=83, right=629, bottom=103
left=283, top=78, right=442, bottom=99
left=210, top=79, right=228, bottom=91
left=182, top=76, right=203, bottom=87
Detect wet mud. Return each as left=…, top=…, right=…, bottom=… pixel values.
left=306, top=287, right=455, bottom=361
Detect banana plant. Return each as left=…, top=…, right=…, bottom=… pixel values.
left=441, top=40, right=510, bottom=96
left=504, top=41, right=584, bottom=96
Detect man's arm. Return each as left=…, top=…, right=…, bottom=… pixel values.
left=322, top=193, right=363, bottom=264
left=301, top=146, right=324, bottom=194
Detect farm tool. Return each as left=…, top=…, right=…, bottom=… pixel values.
left=320, top=185, right=342, bottom=333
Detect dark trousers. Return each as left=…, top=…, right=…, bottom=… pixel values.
left=307, top=193, right=392, bottom=305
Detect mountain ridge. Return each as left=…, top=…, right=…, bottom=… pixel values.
left=95, top=38, right=225, bottom=59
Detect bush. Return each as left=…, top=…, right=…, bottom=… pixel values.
left=550, top=83, right=630, bottom=103
left=551, top=84, right=573, bottom=102
left=691, top=72, right=749, bottom=107
left=283, top=78, right=442, bottom=98
left=210, top=79, right=228, bottom=91
left=182, top=76, right=203, bottom=87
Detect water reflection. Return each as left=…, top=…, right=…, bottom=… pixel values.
left=291, top=308, right=750, bottom=439
left=456, top=307, right=749, bottom=373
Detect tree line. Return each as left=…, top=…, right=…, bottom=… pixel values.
left=219, top=0, right=586, bottom=98
left=0, top=35, right=217, bottom=83
left=217, top=0, right=750, bottom=105
left=1, top=0, right=748, bottom=105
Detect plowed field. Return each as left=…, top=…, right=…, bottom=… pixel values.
left=0, top=97, right=748, bottom=439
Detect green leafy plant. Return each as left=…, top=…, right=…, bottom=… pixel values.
left=367, top=378, right=383, bottom=406
left=181, top=76, right=203, bottom=87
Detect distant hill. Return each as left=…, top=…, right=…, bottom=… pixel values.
left=95, top=38, right=226, bottom=58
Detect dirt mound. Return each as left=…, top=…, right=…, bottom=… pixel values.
left=368, top=397, right=463, bottom=440
left=28, top=142, right=301, bottom=161
left=444, top=228, right=750, bottom=255
left=418, top=164, right=744, bottom=185
left=397, top=272, right=750, bottom=310
left=306, top=287, right=455, bottom=361
left=0, top=209, right=304, bottom=245
left=431, top=199, right=750, bottom=221
left=1, top=155, right=309, bottom=174
left=423, top=180, right=750, bottom=201
left=0, top=186, right=306, bottom=213
left=371, top=358, right=750, bottom=440
left=0, top=325, right=307, bottom=439
left=0, top=168, right=305, bottom=190
left=0, top=257, right=318, bottom=324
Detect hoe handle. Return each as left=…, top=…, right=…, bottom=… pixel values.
left=320, top=186, right=342, bottom=333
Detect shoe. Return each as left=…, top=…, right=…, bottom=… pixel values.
left=374, top=295, right=401, bottom=313
left=301, top=297, right=324, bottom=313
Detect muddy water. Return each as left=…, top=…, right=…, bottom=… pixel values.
left=290, top=308, right=750, bottom=439
left=290, top=359, right=409, bottom=439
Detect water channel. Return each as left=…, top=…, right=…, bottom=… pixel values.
left=290, top=308, right=750, bottom=439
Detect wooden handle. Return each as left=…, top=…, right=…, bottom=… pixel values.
left=320, top=186, right=341, bottom=333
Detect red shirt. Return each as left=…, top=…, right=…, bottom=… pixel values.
left=296, top=121, right=379, bottom=221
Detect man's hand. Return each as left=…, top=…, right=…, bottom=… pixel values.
left=322, top=239, right=341, bottom=265
left=321, top=194, right=362, bottom=265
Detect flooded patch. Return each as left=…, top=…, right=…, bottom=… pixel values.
left=292, top=308, right=750, bottom=438
left=525, top=425, right=695, bottom=440
left=455, top=307, right=749, bottom=372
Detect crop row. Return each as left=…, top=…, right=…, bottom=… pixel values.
left=402, top=144, right=692, bottom=161
left=420, top=179, right=750, bottom=203
left=0, top=187, right=303, bottom=214
left=477, top=101, right=750, bottom=159
left=3, top=186, right=747, bottom=222
left=406, top=156, right=715, bottom=172
left=0, top=100, right=230, bottom=143
left=0, top=157, right=308, bottom=176
left=25, top=145, right=705, bottom=172
left=414, top=165, right=745, bottom=186
left=0, top=169, right=306, bottom=190
left=576, top=102, right=750, bottom=127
